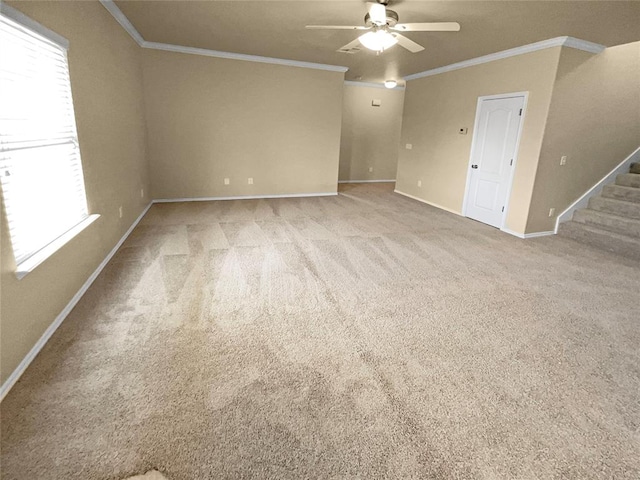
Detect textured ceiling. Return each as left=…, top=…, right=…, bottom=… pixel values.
left=115, top=1, right=640, bottom=83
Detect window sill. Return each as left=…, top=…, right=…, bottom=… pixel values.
left=15, top=214, right=100, bottom=280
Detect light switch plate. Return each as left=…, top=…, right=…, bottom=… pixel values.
left=406, top=144, right=412, bottom=150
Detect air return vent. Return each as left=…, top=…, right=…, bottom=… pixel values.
left=337, top=46, right=361, bottom=54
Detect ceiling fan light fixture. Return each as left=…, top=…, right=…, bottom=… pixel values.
left=358, top=30, right=398, bottom=52
left=384, top=80, right=398, bottom=89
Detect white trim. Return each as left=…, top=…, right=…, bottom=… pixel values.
left=555, top=145, right=640, bottom=233
left=393, top=189, right=462, bottom=216
left=344, top=81, right=405, bottom=91
left=100, top=3, right=606, bottom=79
left=99, top=0, right=348, bottom=73
left=16, top=215, right=100, bottom=280
left=143, top=41, right=348, bottom=72
left=563, top=37, right=607, bottom=54
left=99, top=0, right=145, bottom=46
left=460, top=92, right=529, bottom=232
left=404, top=36, right=604, bottom=81
left=0, top=202, right=153, bottom=402
left=153, top=192, right=338, bottom=203
left=500, top=94, right=528, bottom=231
left=525, top=231, right=555, bottom=238
left=0, top=2, right=69, bottom=49
left=395, top=189, right=553, bottom=239
left=502, top=228, right=555, bottom=239
left=338, top=179, right=396, bottom=184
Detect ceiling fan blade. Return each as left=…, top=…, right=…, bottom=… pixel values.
left=367, top=2, right=387, bottom=25
left=306, top=25, right=370, bottom=30
left=337, top=37, right=364, bottom=53
left=392, top=22, right=461, bottom=32
left=391, top=33, right=425, bottom=53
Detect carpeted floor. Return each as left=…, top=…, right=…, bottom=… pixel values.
left=1, top=183, right=639, bottom=479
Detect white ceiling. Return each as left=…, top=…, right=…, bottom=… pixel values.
left=114, top=1, right=640, bottom=83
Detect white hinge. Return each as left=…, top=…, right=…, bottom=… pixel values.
left=519, top=108, right=522, bottom=116
left=510, top=159, right=513, bottom=166
left=502, top=206, right=505, bottom=212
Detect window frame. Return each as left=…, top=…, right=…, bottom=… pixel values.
left=0, top=4, right=99, bottom=280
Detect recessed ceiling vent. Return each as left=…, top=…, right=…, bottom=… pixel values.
left=337, top=46, right=362, bottom=54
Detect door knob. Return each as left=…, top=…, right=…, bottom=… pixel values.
left=471, top=165, right=478, bottom=169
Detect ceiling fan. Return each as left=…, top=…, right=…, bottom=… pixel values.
left=306, top=1, right=460, bottom=54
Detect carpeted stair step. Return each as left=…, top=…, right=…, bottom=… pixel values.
left=559, top=220, right=640, bottom=261
left=616, top=173, right=640, bottom=188
left=602, top=184, right=640, bottom=204
left=588, top=196, right=640, bottom=220
left=572, top=208, right=640, bottom=237
left=630, top=162, right=640, bottom=174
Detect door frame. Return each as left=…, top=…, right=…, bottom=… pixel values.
left=461, top=91, right=529, bottom=231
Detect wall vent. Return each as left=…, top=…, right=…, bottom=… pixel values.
left=337, top=46, right=361, bottom=54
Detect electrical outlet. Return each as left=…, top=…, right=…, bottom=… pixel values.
left=560, top=155, right=567, bottom=166
left=119, top=206, right=123, bottom=218
left=549, top=207, right=556, bottom=217
left=248, top=177, right=253, bottom=185
left=417, top=180, right=422, bottom=187
left=406, top=144, right=412, bottom=150
left=368, top=167, right=373, bottom=173
left=224, top=178, right=230, bottom=185
left=459, top=127, right=468, bottom=135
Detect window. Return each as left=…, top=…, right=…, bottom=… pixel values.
left=0, top=9, right=96, bottom=277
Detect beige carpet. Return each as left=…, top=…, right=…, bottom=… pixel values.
left=1, top=183, right=639, bottom=479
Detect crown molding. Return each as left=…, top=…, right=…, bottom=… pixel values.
left=99, top=0, right=348, bottom=73
left=99, top=0, right=144, bottom=46
left=1, top=2, right=69, bottom=49
left=144, top=41, right=348, bottom=72
left=562, top=36, right=607, bottom=54
left=404, top=36, right=605, bottom=81
left=344, top=80, right=405, bottom=91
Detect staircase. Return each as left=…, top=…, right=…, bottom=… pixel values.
left=558, top=164, right=640, bottom=261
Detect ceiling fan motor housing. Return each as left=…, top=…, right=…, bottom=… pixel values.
left=365, top=9, right=399, bottom=27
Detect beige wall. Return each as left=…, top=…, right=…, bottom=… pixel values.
left=339, top=84, right=404, bottom=182
left=1, top=1, right=150, bottom=384
left=527, top=41, right=640, bottom=232
left=396, top=47, right=562, bottom=233
left=142, top=50, right=344, bottom=199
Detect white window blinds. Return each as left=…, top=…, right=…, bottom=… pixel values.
left=0, top=13, right=89, bottom=266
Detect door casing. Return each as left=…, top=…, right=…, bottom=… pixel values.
left=461, top=92, right=529, bottom=231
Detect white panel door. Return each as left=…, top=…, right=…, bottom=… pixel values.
left=464, top=96, right=524, bottom=228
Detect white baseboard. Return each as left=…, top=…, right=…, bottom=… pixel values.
left=153, top=192, right=337, bottom=203
left=523, top=230, right=555, bottom=239
left=393, top=189, right=462, bottom=216
left=555, top=145, right=640, bottom=233
left=394, top=189, right=554, bottom=239
left=0, top=202, right=153, bottom=401
left=338, top=179, right=396, bottom=184
left=501, top=228, right=555, bottom=239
